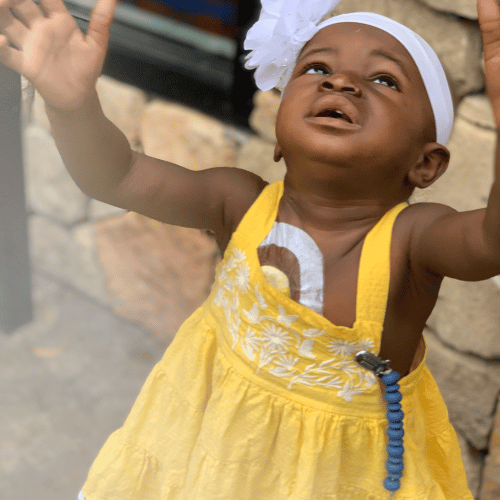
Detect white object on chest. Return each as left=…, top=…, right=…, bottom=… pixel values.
left=259, top=222, right=324, bottom=314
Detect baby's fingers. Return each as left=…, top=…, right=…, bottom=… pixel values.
left=86, top=0, right=117, bottom=48
left=11, top=0, right=47, bottom=27
left=0, top=3, right=30, bottom=49
left=0, top=33, right=23, bottom=72
left=478, top=0, right=500, bottom=36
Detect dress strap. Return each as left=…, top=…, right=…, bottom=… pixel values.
left=230, top=181, right=284, bottom=252
left=356, top=202, right=408, bottom=326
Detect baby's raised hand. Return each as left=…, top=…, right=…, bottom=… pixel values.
left=478, top=0, right=500, bottom=124
left=0, top=0, right=117, bottom=111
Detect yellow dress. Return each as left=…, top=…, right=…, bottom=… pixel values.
left=80, top=181, right=473, bottom=500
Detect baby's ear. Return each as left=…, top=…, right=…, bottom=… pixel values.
left=407, top=143, right=450, bottom=189
left=274, top=144, right=283, bottom=163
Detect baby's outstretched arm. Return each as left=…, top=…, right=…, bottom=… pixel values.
left=407, top=0, right=500, bottom=282
left=0, top=0, right=266, bottom=248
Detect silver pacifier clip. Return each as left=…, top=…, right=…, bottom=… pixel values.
left=355, top=351, right=405, bottom=500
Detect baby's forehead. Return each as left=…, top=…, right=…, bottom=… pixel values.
left=301, top=22, right=418, bottom=70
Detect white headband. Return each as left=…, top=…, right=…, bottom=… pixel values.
left=244, top=1, right=454, bottom=145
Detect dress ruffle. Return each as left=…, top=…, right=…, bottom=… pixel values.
left=82, top=320, right=470, bottom=500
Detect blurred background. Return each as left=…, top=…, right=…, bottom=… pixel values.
left=1, top=0, right=500, bottom=499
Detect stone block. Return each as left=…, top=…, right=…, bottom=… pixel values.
left=249, top=90, right=281, bottom=143
left=494, top=275, right=500, bottom=289
left=95, top=75, right=148, bottom=152
left=419, top=0, right=478, bottom=20
left=456, top=430, right=484, bottom=498
left=458, top=93, right=497, bottom=131
left=23, top=125, right=88, bottom=225
left=29, top=215, right=110, bottom=306
left=235, top=136, right=287, bottom=184
left=479, top=394, right=500, bottom=500
left=139, top=100, right=237, bottom=171
left=333, top=0, right=484, bottom=97
left=424, top=329, right=500, bottom=450
left=94, top=212, right=219, bottom=343
left=89, top=199, right=127, bottom=221
left=427, top=277, right=500, bottom=359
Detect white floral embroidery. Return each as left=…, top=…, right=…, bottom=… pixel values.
left=270, top=355, right=299, bottom=377
left=233, top=248, right=246, bottom=263
left=358, top=339, right=375, bottom=351
left=338, top=380, right=365, bottom=402
left=276, top=305, right=299, bottom=327
left=242, top=327, right=258, bottom=360
left=255, top=285, right=267, bottom=310
left=231, top=293, right=239, bottom=313
left=245, top=327, right=260, bottom=350
left=235, top=263, right=251, bottom=292
left=298, top=338, right=316, bottom=359
left=243, top=303, right=261, bottom=323
left=261, top=324, right=293, bottom=353
left=226, top=256, right=237, bottom=270
left=303, top=328, right=327, bottom=338
left=258, top=344, right=277, bottom=372
left=214, top=285, right=225, bottom=306
left=328, top=339, right=359, bottom=357
left=224, top=277, right=235, bottom=292
left=213, top=247, right=379, bottom=402
left=219, top=265, right=229, bottom=284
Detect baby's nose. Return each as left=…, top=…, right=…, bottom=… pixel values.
left=321, top=73, right=361, bottom=96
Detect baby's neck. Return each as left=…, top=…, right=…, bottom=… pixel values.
left=279, top=179, right=405, bottom=233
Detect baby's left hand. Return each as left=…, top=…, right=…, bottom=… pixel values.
left=478, top=0, right=500, bottom=126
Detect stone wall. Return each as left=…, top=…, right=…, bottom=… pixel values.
left=20, top=0, right=500, bottom=498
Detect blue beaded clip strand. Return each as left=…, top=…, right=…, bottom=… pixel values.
left=355, top=351, right=404, bottom=500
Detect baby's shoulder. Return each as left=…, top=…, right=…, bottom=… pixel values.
left=394, top=201, right=458, bottom=275
left=213, top=167, right=269, bottom=252
left=397, top=201, right=457, bottom=239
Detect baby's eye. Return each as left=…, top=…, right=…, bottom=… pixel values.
left=304, top=64, right=329, bottom=76
left=373, top=75, right=400, bottom=90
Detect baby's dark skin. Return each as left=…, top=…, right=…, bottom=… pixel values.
left=2, top=0, right=500, bottom=379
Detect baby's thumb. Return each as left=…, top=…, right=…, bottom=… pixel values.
left=86, top=0, right=117, bottom=49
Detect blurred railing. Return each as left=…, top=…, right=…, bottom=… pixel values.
left=0, top=68, right=33, bottom=334
left=67, top=0, right=258, bottom=127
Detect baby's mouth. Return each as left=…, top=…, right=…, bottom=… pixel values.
left=310, top=96, right=360, bottom=126
left=315, top=109, right=354, bottom=124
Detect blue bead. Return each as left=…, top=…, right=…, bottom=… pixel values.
left=389, top=472, right=403, bottom=480
left=387, top=403, right=402, bottom=411
left=387, top=456, right=403, bottom=464
left=384, top=383, right=400, bottom=393
left=389, top=439, right=404, bottom=447
left=382, top=371, right=400, bottom=385
left=387, top=445, right=404, bottom=456
left=383, top=477, right=400, bottom=491
left=385, top=391, right=403, bottom=404
left=387, top=427, right=405, bottom=439
left=389, top=421, right=403, bottom=429
left=386, top=460, right=404, bottom=473
left=387, top=410, right=405, bottom=421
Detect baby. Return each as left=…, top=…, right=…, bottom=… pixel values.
left=1, top=0, right=499, bottom=498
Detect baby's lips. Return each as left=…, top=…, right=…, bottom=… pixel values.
left=311, top=96, right=360, bottom=125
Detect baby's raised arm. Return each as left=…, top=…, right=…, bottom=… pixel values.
left=0, top=0, right=266, bottom=249
left=409, top=0, right=500, bottom=282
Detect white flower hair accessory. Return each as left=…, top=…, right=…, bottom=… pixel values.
left=244, top=0, right=342, bottom=91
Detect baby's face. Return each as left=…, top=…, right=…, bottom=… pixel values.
left=275, top=23, right=436, bottom=189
